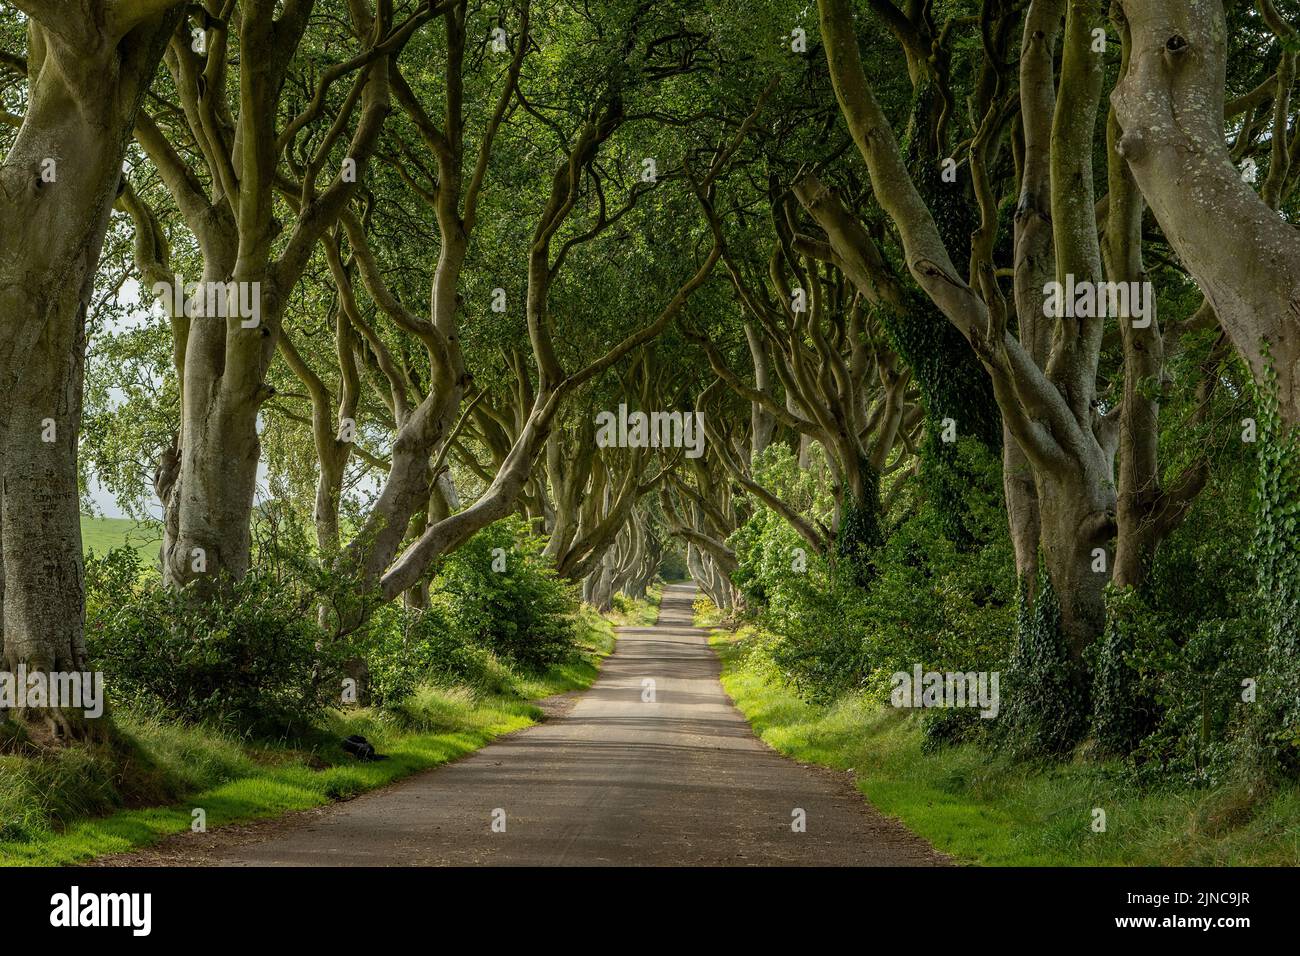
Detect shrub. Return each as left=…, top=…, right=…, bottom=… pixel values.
left=730, top=439, right=1015, bottom=704
left=921, top=707, right=985, bottom=754
left=1090, top=413, right=1266, bottom=782
left=84, top=515, right=583, bottom=728
left=359, top=601, right=504, bottom=707
left=431, top=517, right=579, bottom=671
left=85, top=551, right=343, bottom=735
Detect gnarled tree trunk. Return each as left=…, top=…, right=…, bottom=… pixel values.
left=0, top=4, right=179, bottom=742
left=1114, top=0, right=1300, bottom=426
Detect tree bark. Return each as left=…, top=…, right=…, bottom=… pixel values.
left=1114, top=0, right=1300, bottom=426
left=0, top=3, right=180, bottom=741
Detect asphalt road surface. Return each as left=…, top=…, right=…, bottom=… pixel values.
left=111, top=583, right=948, bottom=866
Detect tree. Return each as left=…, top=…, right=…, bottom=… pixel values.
left=0, top=0, right=180, bottom=741
left=808, top=0, right=1207, bottom=653
left=131, top=0, right=400, bottom=594
left=1114, top=0, right=1300, bottom=427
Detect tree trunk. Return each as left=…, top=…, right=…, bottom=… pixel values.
left=1035, top=467, right=1114, bottom=656
left=160, top=313, right=269, bottom=594
left=1003, top=432, right=1042, bottom=587
left=0, top=7, right=179, bottom=742
left=1114, top=0, right=1300, bottom=426
left=744, top=321, right=776, bottom=461
left=1, top=289, right=91, bottom=743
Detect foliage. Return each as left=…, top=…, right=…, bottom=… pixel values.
left=359, top=602, right=506, bottom=708
left=85, top=516, right=586, bottom=726
left=835, top=459, right=884, bottom=585
left=730, top=439, right=1016, bottom=703
left=1089, top=586, right=1152, bottom=757
left=85, top=548, right=345, bottom=736
left=430, top=517, right=580, bottom=672
left=1249, top=363, right=1300, bottom=771
left=998, top=571, right=1090, bottom=758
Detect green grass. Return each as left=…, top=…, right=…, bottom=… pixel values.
left=80, top=516, right=160, bottom=563
left=692, top=593, right=731, bottom=629
left=0, top=594, right=650, bottom=867
left=709, top=623, right=1300, bottom=866
left=605, top=585, right=665, bottom=627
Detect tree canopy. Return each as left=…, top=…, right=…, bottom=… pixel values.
left=1, top=0, right=1298, bottom=783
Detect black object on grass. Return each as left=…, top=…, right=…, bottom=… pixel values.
left=342, top=734, right=388, bottom=761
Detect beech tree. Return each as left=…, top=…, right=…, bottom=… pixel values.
left=0, top=0, right=180, bottom=739
left=127, top=0, right=401, bottom=594
left=806, top=0, right=1217, bottom=653
left=1114, top=0, right=1300, bottom=427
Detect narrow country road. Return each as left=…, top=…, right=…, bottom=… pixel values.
left=123, top=584, right=948, bottom=866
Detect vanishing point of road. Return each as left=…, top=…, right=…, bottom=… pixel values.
left=101, top=583, right=948, bottom=867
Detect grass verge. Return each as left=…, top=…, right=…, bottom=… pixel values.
left=709, top=622, right=1300, bottom=866
left=605, top=585, right=664, bottom=627
left=0, top=593, right=657, bottom=866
